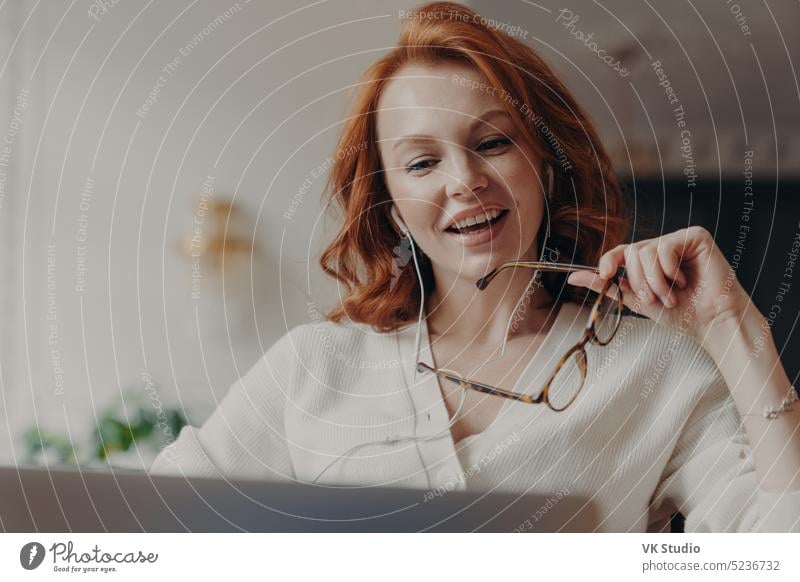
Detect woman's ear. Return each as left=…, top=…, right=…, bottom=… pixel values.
left=389, top=204, right=410, bottom=236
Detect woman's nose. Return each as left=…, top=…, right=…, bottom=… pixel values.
left=444, top=152, right=489, bottom=199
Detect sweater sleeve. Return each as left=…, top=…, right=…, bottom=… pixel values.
left=649, top=356, right=800, bottom=532
left=148, top=329, right=297, bottom=482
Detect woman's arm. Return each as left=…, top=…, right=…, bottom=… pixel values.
left=699, top=302, right=800, bottom=493
left=149, top=330, right=297, bottom=481
left=568, top=226, right=800, bottom=495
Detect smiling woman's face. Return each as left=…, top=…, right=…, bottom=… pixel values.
left=376, top=60, right=547, bottom=283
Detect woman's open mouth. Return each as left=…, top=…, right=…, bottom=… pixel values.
left=444, top=208, right=509, bottom=247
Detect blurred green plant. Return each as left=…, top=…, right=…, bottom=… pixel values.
left=22, top=427, right=79, bottom=465
left=92, top=406, right=186, bottom=461
left=22, top=380, right=187, bottom=466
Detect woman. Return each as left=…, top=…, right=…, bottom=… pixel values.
left=151, top=2, right=800, bottom=532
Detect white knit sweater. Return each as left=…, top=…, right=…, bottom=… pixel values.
left=150, top=300, right=800, bottom=532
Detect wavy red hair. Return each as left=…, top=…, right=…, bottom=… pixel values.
left=320, top=1, right=630, bottom=332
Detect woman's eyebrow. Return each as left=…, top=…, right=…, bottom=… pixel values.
left=391, top=135, right=437, bottom=152
left=391, top=109, right=512, bottom=151
left=472, top=108, right=511, bottom=125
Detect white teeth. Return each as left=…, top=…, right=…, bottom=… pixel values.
left=450, top=208, right=502, bottom=230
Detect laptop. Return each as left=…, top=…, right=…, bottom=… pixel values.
left=0, top=466, right=598, bottom=532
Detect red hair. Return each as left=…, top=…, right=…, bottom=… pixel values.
left=320, top=1, right=630, bottom=332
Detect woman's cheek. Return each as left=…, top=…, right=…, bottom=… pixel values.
left=394, top=199, right=440, bottom=243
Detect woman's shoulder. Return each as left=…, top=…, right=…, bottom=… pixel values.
left=613, top=310, right=713, bottom=366
left=275, top=317, right=401, bottom=370
left=595, top=307, right=727, bottom=401
left=567, top=297, right=718, bottom=379
left=286, top=317, right=386, bottom=345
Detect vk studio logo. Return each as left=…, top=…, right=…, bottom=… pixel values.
left=20, top=542, right=46, bottom=570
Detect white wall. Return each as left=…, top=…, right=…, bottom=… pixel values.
left=0, top=0, right=416, bottom=465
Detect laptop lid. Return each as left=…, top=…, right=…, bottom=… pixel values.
left=0, top=466, right=598, bottom=532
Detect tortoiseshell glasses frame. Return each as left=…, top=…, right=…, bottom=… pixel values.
left=416, top=261, right=626, bottom=412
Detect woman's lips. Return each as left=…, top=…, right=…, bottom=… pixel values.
left=444, top=209, right=509, bottom=248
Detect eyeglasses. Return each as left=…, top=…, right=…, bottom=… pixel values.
left=416, top=261, right=626, bottom=412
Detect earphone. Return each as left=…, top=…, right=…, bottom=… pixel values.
left=310, top=201, right=552, bottom=486
left=390, top=203, right=410, bottom=235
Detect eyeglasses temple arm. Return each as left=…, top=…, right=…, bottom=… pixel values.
left=417, top=362, right=541, bottom=404
left=476, top=262, right=626, bottom=290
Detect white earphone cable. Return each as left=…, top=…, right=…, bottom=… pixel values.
left=311, top=207, right=549, bottom=486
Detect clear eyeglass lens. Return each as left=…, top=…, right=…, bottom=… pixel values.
left=547, top=349, right=587, bottom=411
left=594, top=281, right=622, bottom=345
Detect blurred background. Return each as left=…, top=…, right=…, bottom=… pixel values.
left=0, top=0, right=798, bottom=471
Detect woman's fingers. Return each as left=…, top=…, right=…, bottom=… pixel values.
left=639, top=243, right=676, bottom=307
left=566, top=270, right=622, bottom=302
left=579, top=237, right=689, bottom=310
left=657, top=236, right=687, bottom=289
left=599, top=246, right=625, bottom=279
left=623, top=245, right=658, bottom=305
left=566, top=270, right=604, bottom=293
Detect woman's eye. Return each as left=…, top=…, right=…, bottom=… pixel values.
left=478, top=137, right=512, bottom=151
left=405, top=159, right=437, bottom=173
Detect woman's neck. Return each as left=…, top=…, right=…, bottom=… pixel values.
left=425, top=266, right=555, bottom=346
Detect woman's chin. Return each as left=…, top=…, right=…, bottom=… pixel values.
left=430, top=237, right=536, bottom=283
